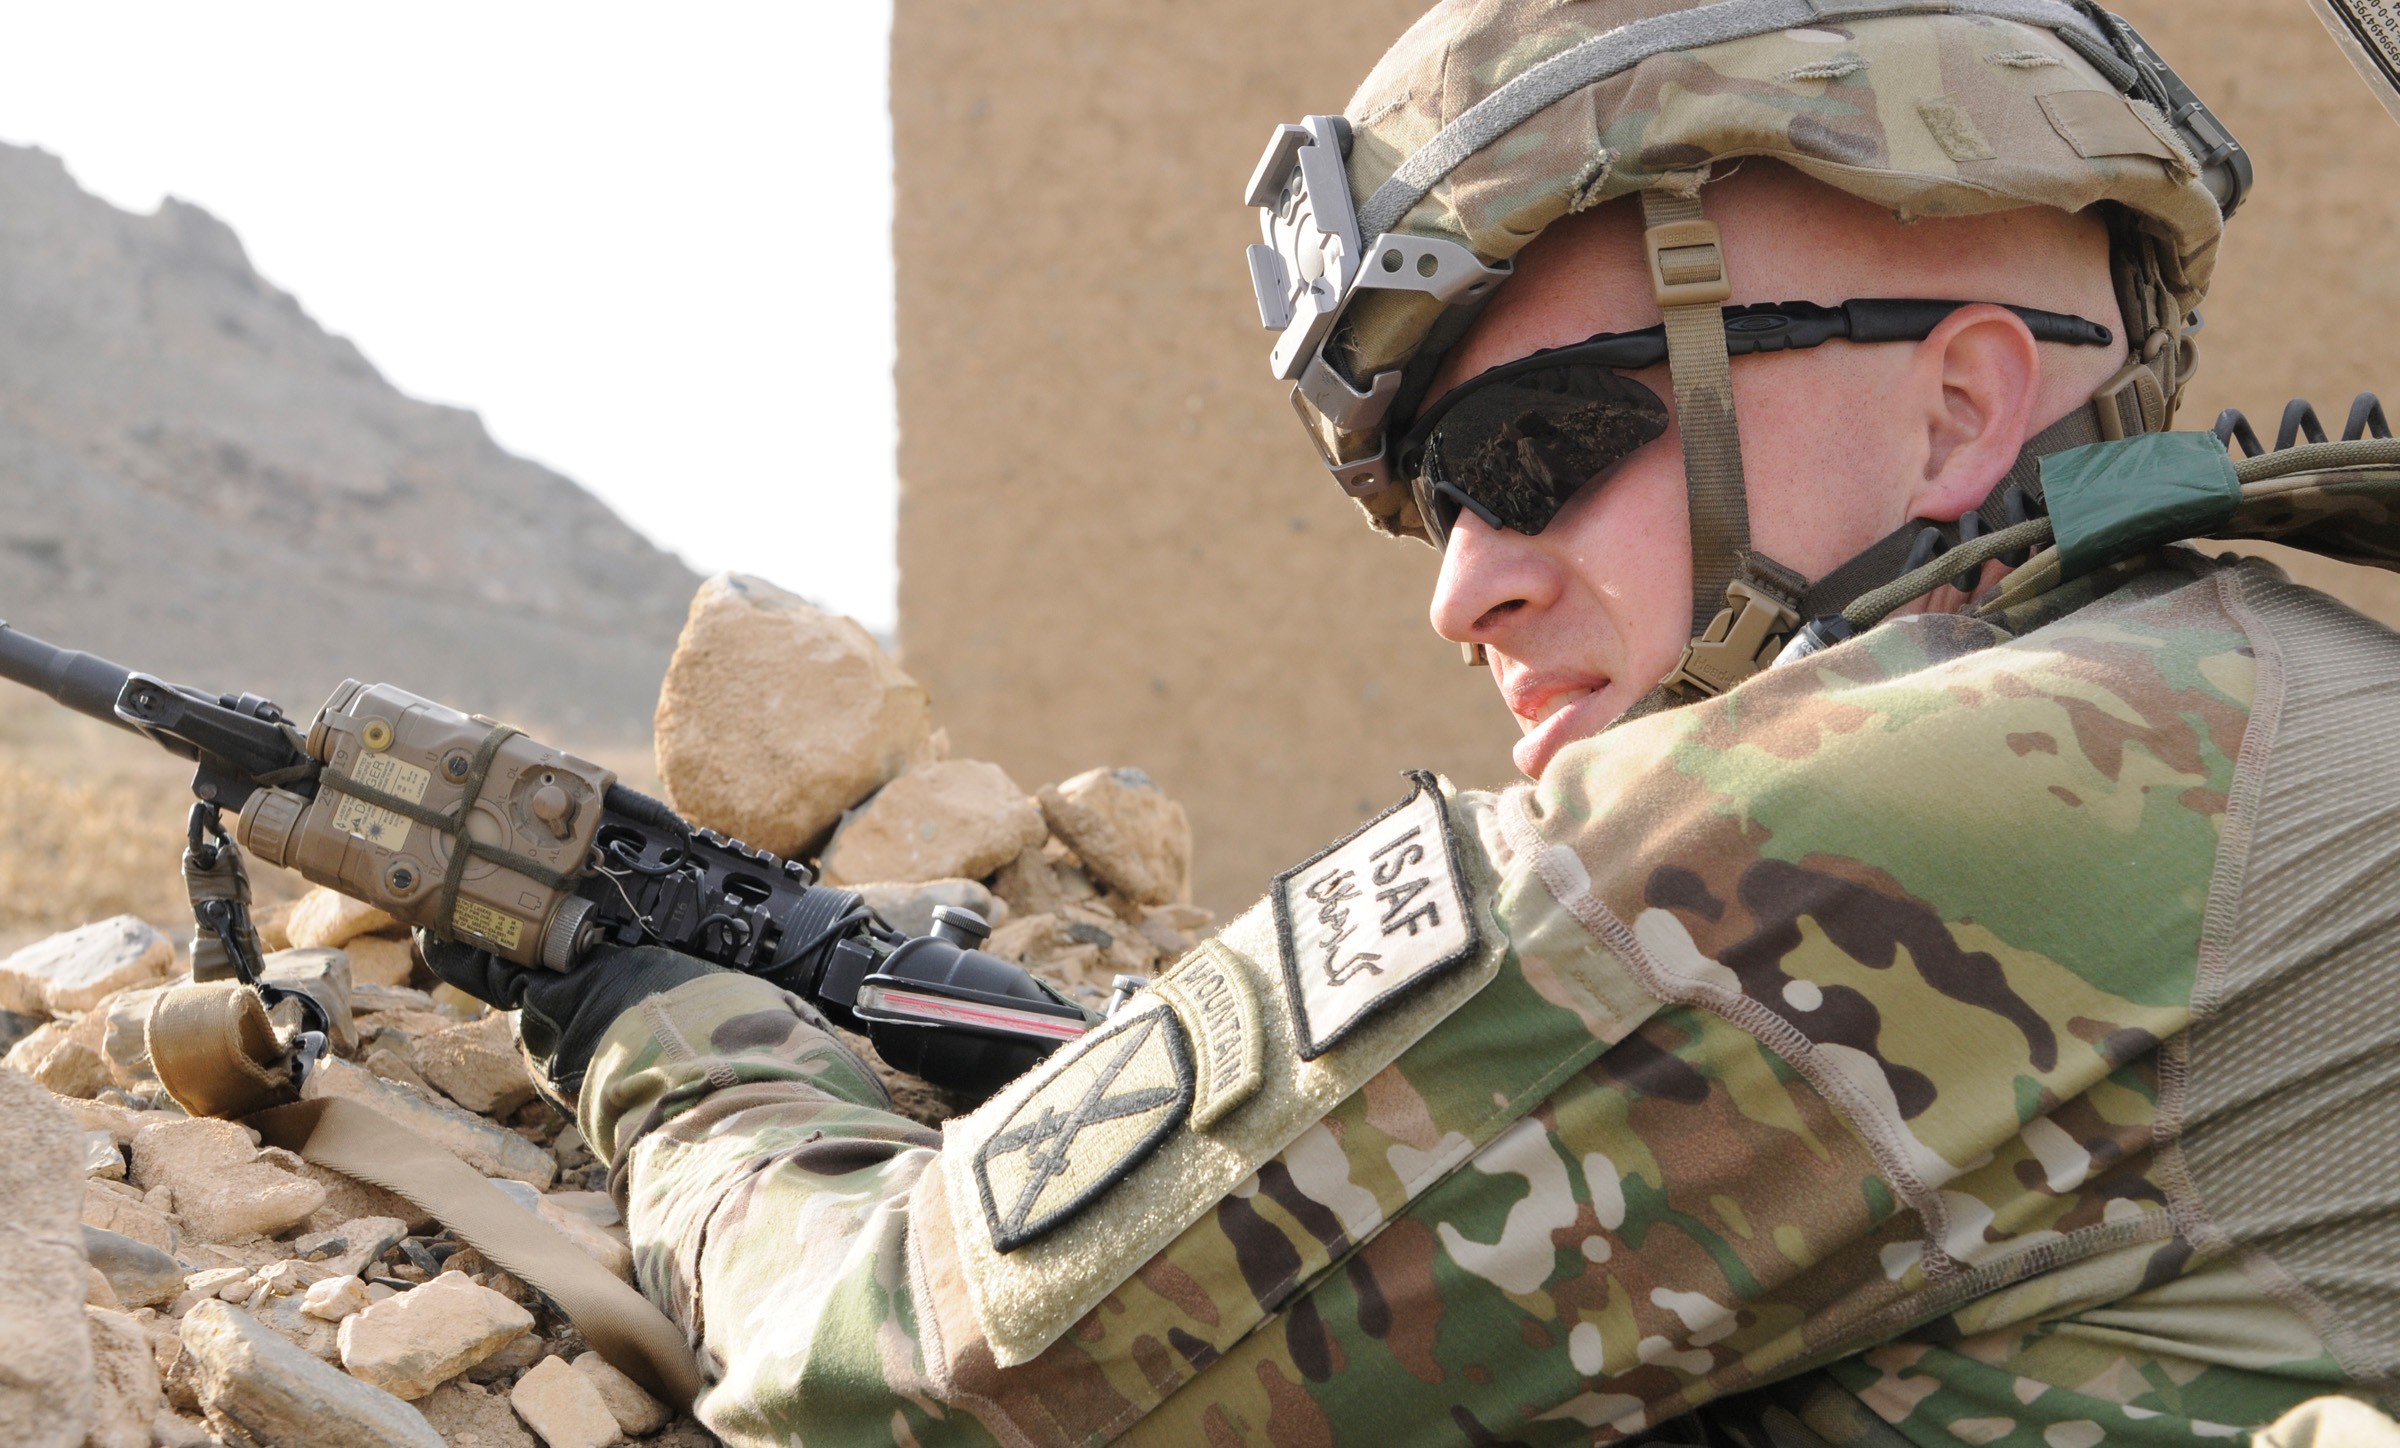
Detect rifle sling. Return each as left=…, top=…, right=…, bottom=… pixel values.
left=250, top=1096, right=705, bottom=1408
left=146, top=981, right=705, bottom=1410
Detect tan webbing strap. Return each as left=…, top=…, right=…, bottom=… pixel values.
left=251, top=1098, right=705, bottom=1409
left=147, top=982, right=706, bottom=1407
left=147, top=982, right=301, bottom=1120
left=1642, top=185, right=1748, bottom=638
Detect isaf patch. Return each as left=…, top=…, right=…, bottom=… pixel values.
left=972, top=1003, right=1194, bottom=1253
left=1273, top=770, right=1477, bottom=1059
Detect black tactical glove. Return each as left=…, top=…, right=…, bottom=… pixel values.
left=416, top=933, right=719, bottom=1096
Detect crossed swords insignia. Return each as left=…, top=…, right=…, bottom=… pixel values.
left=977, top=1011, right=1186, bottom=1246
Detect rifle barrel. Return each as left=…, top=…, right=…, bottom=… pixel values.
left=0, top=622, right=138, bottom=731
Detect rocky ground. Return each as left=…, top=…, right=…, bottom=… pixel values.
left=0, top=573, right=1213, bottom=1448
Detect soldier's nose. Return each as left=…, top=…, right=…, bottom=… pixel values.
left=1431, top=508, right=1548, bottom=649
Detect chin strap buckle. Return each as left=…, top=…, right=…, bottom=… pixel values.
left=1660, top=566, right=1804, bottom=702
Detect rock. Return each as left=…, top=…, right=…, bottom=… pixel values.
left=352, top=983, right=439, bottom=1017
left=131, top=1118, right=327, bottom=1243
left=411, top=1012, right=536, bottom=1116
left=85, top=1128, right=126, bottom=1178
left=854, top=877, right=1004, bottom=938
left=0, top=1068, right=96, bottom=1448
left=572, top=1352, right=670, bottom=1438
left=253, top=899, right=299, bottom=953
left=250, top=1279, right=344, bottom=1361
left=0, top=1006, right=40, bottom=1054
left=425, top=985, right=486, bottom=1019
left=1131, top=901, right=1217, bottom=959
left=488, top=1178, right=543, bottom=1213
left=535, top=1195, right=632, bottom=1281
left=167, top=1268, right=250, bottom=1317
left=254, top=1258, right=329, bottom=1297
left=1061, top=901, right=1161, bottom=977
left=0, top=914, right=173, bottom=1016
left=262, top=947, right=359, bottom=1056
left=984, top=912, right=1102, bottom=995
left=31, top=1035, right=112, bottom=1098
left=297, top=1160, right=436, bottom=1235
left=990, top=846, right=1073, bottom=918
left=82, top=1178, right=177, bottom=1255
left=417, top=1379, right=537, bottom=1448
left=552, top=1124, right=593, bottom=1173
left=84, top=1306, right=165, bottom=1448
left=66, top=1097, right=167, bottom=1146
left=464, top=1330, right=547, bottom=1383
left=364, top=1044, right=439, bottom=1097
left=284, top=889, right=401, bottom=951
left=1037, top=767, right=1193, bottom=906
left=293, top=1216, right=410, bottom=1279
left=1, top=1016, right=67, bottom=1072
left=301, top=1058, right=555, bottom=1187
left=97, top=985, right=168, bottom=1089
left=301, top=1274, right=372, bottom=1322
left=88, top=1263, right=118, bottom=1307
left=337, top=1271, right=533, bottom=1401
left=346, top=936, right=420, bottom=990
left=820, top=760, right=1046, bottom=887
left=153, top=1410, right=213, bottom=1448
left=654, top=573, right=933, bottom=856
left=83, top=1226, right=185, bottom=1309
left=180, top=1299, right=443, bottom=1448
left=509, top=1355, right=621, bottom=1448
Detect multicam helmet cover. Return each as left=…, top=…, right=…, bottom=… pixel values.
left=1247, top=0, right=2244, bottom=543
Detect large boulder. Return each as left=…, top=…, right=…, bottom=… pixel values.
left=1038, top=767, right=1193, bottom=906
left=0, top=1067, right=95, bottom=1447
left=0, top=915, right=172, bottom=1016
left=820, top=760, right=1045, bottom=887
left=654, top=573, right=931, bottom=857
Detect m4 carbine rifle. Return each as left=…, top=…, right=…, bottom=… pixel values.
left=0, top=622, right=1093, bottom=1100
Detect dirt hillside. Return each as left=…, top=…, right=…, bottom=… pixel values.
left=0, top=142, right=698, bottom=740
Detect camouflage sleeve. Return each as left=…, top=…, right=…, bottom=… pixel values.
left=576, top=972, right=996, bottom=1446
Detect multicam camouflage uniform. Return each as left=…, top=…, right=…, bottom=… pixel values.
left=578, top=539, right=2400, bottom=1446
left=572, top=3, right=2400, bottom=1442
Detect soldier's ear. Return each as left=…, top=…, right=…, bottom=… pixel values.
left=1903, top=303, right=2044, bottom=523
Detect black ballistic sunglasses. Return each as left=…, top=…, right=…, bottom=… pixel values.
left=1395, top=298, right=2115, bottom=549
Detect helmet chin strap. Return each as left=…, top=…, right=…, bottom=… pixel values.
left=1636, top=181, right=1809, bottom=707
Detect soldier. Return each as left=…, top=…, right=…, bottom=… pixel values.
left=427, top=0, right=2400, bottom=1442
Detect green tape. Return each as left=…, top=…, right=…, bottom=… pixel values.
left=2041, top=432, right=2240, bottom=581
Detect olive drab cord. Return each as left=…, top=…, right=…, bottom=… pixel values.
left=1828, top=395, right=2400, bottom=636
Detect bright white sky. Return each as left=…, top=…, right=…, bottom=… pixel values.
left=0, top=2, right=900, bottom=632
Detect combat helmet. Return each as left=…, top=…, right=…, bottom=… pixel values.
left=1245, top=0, right=2247, bottom=711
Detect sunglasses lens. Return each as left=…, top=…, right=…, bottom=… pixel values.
left=1409, top=367, right=1668, bottom=543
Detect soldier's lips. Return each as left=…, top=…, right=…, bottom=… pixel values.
left=1507, top=675, right=1614, bottom=778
